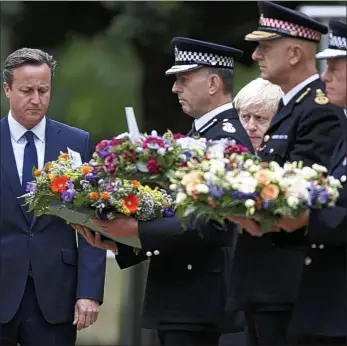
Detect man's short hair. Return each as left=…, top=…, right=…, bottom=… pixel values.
left=3, top=48, right=56, bottom=88
left=234, top=77, right=283, bottom=112
left=206, top=67, right=233, bottom=94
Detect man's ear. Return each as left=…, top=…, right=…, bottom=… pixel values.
left=288, top=44, right=303, bottom=67
left=208, top=74, right=220, bottom=96
left=3, top=82, right=11, bottom=98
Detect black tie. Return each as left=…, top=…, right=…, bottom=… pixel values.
left=277, top=99, right=284, bottom=112
left=22, top=131, right=38, bottom=222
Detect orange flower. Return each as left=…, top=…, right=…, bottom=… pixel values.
left=81, top=166, right=93, bottom=175
left=131, top=180, right=141, bottom=188
left=90, top=192, right=99, bottom=200
left=122, top=194, right=139, bottom=214
left=101, top=192, right=110, bottom=200
left=260, top=184, right=279, bottom=200
left=50, top=176, right=69, bottom=193
left=255, top=169, right=272, bottom=187
left=162, top=199, right=168, bottom=206
left=47, top=174, right=54, bottom=180
left=34, top=169, right=42, bottom=177
left=59, top=153, right=70, bottom=160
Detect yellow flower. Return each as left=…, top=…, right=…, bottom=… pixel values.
left=255, top=169, right=272, bottom=187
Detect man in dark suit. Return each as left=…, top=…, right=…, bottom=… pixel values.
left=74, top=37, right=254, bottom=346
left=229, top=2, right=346, bottom=345
left=0, top=48, right=106, bottom=346
left=277, top=19, right=347, bottom=345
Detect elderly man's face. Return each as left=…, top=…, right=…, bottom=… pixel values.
left=239, top=104, right=275, bottom=150
left=322, top=58, right=347, bottom=108
left=172, top=69, right=211, bottom=118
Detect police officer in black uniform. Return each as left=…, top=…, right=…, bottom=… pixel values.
left=229, top=2, right=346, bottom=345
left=75, top=38, right=253, bottom=346
left=278, top=19, right=347, bottom=346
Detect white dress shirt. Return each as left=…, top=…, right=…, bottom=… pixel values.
left=8, top=111, right=46, bottom=185
left=282, top=74, right=320, bottom=106
left=194, top=102, right=234, bottom=131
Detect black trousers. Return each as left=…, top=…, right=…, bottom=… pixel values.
left=0, top=277, right=76, bottom=346
left=244, top=305, right=292, bottom=345
left=157, top=330, right=221, bottom=346
left=296, top=335, right=347, bottom=345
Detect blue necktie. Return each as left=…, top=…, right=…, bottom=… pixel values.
left=22, top=131, right=38, bottom=222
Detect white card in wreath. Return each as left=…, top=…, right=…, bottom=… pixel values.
left=125, top=107, right=141, bottom=143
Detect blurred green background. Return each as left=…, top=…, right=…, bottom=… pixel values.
left=1, top=1, right=345, bottom=344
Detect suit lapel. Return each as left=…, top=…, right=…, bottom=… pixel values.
left=329, top=140, right=346, bottom=176
left=1, top=116, right=32, bottom=223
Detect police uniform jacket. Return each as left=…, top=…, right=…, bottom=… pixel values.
left=289, top=135, right=346, bottom=337
left=115, top=106, right=254, bottom=333
left=231, top=77, right=346, bottom=310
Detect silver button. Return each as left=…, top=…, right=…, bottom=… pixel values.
left=187, top=264, right=192, bottom=270
left=269, top=148, right=274, bottom=153
left=341, top=175, right=346, bottom=183
left=146, top=251, right=152, bottom=257
left=311, top=244, right=317, bottom=249
left=318, top=244, right=324, bottom=249
left=153, top=250, right=160, bottom=256
left=264, top=135, right=270, bottom=142
left=304, top=256, right=312, bottom=266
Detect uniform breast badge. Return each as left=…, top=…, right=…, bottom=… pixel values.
left=314, top=89, right=329, bottom=105
left=222, top=122, right=236, bottom=133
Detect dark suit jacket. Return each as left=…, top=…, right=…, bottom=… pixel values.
left=115, top=107, right=254, bottom=333
left=0, top=115, right=106, bottom=324
left=230, top=78, right=345, bottom=310
left=289, top=136, right=347, bottom=337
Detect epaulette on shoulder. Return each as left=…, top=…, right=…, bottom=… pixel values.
left=313, top=88, right=329, bottom=105
left=295, top=87, right=311, bottom=104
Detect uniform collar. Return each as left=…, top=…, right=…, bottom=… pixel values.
left=282, top=74, right=319, bottom=106
left=8, top=110, right=46, bottom=143
left=194, top=102, right=233, bottom=131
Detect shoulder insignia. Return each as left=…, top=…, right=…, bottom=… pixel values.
left=222, top=122, right=236, bottom=133
left=314, top=89, right=329, bottom=105
left=295, top=87, right=311, bottom=103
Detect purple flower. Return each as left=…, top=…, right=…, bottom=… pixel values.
left=26, top=182, right=37, bottom=193
left=61, top=189, right=75, bottom=202
left=85, top=173, right=98, bottom=185
left=208, top=184, right=226, bottom=198
left=66, top=181, right=74, bottom=189
left=318, top=190, right=329, bottom=204
left=98, top=148, right=110, bottom=159
left=184, top=151, right=192, bottom=159
left=105, top=184, right=114, bottom=192
left=231, top=191, right=258, bottom=200
left=163, top=208, right=175, bottom=217
left=262, top=199, right=271, bottom=209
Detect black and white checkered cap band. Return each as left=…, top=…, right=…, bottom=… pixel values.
left=328, top=33, right=347, bottom=50
left=175, top=49, right=234, bottom=68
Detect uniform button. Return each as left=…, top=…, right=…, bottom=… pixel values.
left=318, top=244, right=324, bottom=249
left=146, top=251, right=152, bottom=257
left=304, top=256, right=312, bottom=266
left=187, top=264, right=192, bottom=270
left=341, top=175, right=346, bottom=183
left=264, top=135, right=270, bottom=142
left=153, top=250, right=160, bottom=256
left=29, top=232, right=34, bottom=237
left=269, top=148, right=274, bottom=153
left=311, top=244, right=317, bottom=249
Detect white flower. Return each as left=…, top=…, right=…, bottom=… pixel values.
left=169, top=184, right=178, bottom=191
left=285, top=176, right=309, bottom=200
left=245, top=199, right=255, bottom=208
left=176, top=137, right=207, bottom=151
left=300, top=166, right=318, bottom=180
left=157, top=148, right=166, bottom=155
left=201, top=160, right=211, bottom=171
left=244, top=159, right=254, bottom=169
left=287, top=196, right=299, bottom=208
left=238, top=177, right=257, bottom=194
left=210, top=160, right=226, bottom=175
left=195, top=184, right=209, bottom=194
left=150, top=130, right=159, bottom=137
left=269, top=161, right=280, bottom=170
left=176, top=192, right=187, bottom=204
left=312, top=163, right=328, bottom=173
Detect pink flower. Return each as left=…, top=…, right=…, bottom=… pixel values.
left=95, top=140, right=110, bottom=153
left=146, top=158, right=162, bottom=174
left=225, top=143, right=250, bottom=156
left=142, top=137, right=165, bottom=149
left=173, top=133, right=187, bottom=140
left=110, top=138, right=123, bottom=146
left=104, top=153, right=116, bottom=174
